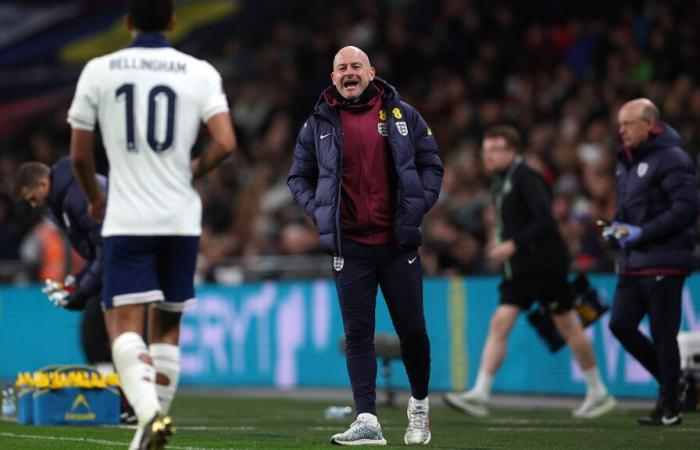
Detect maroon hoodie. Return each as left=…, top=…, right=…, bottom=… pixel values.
left=324, top=83, right=396, bottom=245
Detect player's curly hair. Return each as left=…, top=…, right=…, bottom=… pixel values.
left=128, top=0, right=173, bottom=33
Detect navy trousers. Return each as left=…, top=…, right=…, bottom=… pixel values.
left=333, top=238, right=431, bottom=415
left=609, top=274, right=684, bottom=412
left=82, top=295, right=111, bottom=364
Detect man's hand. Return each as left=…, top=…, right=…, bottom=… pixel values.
left=42, top=278, right=63, bottom=296
left=42, top=275, right=83, bottom=310
left=42, top=275, right=74, bottom=295
left=618, top=223, right=643, bottom=248
left=488, top=240, right=517, bottom=264
left=47, top=289, right=70, bottom=307
left=598, top=220, right=643, bottom=248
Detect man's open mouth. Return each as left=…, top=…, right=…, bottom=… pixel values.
left=343, top=79, right=359, bottom=88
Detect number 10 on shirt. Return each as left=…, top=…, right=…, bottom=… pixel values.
left=116, top=83, right=176, bottom=153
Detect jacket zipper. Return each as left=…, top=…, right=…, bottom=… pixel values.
left=386, top=103, right=403, bottom=245
left=619, top=164, right=629, bottom=262
left=328, top=115, right=344, bottom=257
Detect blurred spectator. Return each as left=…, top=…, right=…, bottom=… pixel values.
left=2, top=0, right=700, bottom=278
left=19, top=217, right=82, bottom=282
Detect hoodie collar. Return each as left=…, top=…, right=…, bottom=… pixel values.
left=130, top=33, right=170, bottom=48
left=620, top=122, right=683, bottom=164
left=314, top=76, right=400, bottom=115
left=323, top=82, right=382, bottom=112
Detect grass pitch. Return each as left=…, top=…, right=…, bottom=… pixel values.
left=0, top=394, right=697, bottom=449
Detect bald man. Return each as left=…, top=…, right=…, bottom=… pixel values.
left=289, top=46, right=443, bottom=445
left=605, top=98, right=699, bottom=425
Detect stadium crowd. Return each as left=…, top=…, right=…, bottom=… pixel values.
left=1, top=0, right=700, bottom=282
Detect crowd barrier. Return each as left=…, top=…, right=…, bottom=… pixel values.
left=1, top=274, right=698, bottom=398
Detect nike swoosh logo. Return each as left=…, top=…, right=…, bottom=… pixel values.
left=656, top=275, right=665, bottom=282
left=662, top=415, right=679, bottom=425
left=408, top=257, right=417, bottom=264
left=320, top=133, right=332, bottom=139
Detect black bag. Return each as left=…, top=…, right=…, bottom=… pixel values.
left=527, top=273, right=609, bottom=353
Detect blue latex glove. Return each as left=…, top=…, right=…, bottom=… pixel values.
left=618, top=223, right=643, bottom=248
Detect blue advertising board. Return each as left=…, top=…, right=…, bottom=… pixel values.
left=1, top=275, right=699, bottom=398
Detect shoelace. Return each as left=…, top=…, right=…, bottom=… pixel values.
left=408, top=406, right=428, bottom=430
left=348, top=420, right=362, bottom=431
left=347, top=419, right=375, bottom=436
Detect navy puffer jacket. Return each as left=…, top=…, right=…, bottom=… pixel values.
left=46, top=157, right=107, bottom=297
left=288, top=77, right=443, bottom=254
left=615, top=123, right=699, bottom=271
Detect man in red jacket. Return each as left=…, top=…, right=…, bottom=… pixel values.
left=288, top=46, right=443, bottom=446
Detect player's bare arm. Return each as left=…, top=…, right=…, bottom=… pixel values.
left=191, top=112, right=237, bottom=179
left=70, top=129, right=105, bottom=222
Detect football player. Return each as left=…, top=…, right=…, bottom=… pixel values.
left=68, top=1, right=237, bottom=448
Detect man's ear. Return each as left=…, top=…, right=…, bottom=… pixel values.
left=369, top=67, right=376, bottom=81
left=166, top=15, right=176, bottom=32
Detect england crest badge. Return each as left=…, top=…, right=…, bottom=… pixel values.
left=637, top=162, right=648, bottom=177
left=395, top=121, right=408, bottom=136
left=333, top=255, right=344, bottom=271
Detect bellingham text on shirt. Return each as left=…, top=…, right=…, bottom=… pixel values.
left=109, top=57, right=186, bottom=74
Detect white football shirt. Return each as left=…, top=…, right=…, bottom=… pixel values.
left=67, top=40, right=228, bottom=237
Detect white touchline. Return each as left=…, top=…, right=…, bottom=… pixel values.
left=0, top=432, right=124, bottom=447
left=487, top=426, right=698, bottom=433
left=486, top=427, right=608, bottom=432
left=0, top=432, right=228, bottom=449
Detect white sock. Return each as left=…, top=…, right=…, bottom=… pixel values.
left=112, top=332, right=160, bottom=427
left=583, top=366, right=607, bottom=398
left=357, top=412, right=379, bottom=425
left=471, top=369, right=494, bottom=399
left=410, top=396, right=429, bottom=407
left=150, top=343, right=180, bottom=414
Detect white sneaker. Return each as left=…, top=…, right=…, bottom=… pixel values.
left=443, top=391, right=489, bottom=417
left=573, top=394, right=616, bottom=418
left=330, top=413, right=387, bottom=446
left=404, top=396, right=431, bottom=445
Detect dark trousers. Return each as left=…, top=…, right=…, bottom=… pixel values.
left=609, top=274, right=684, bottom=411
left=333, top=238, right=430, bottom=415
left=82, top=295, right=111, bottom=364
